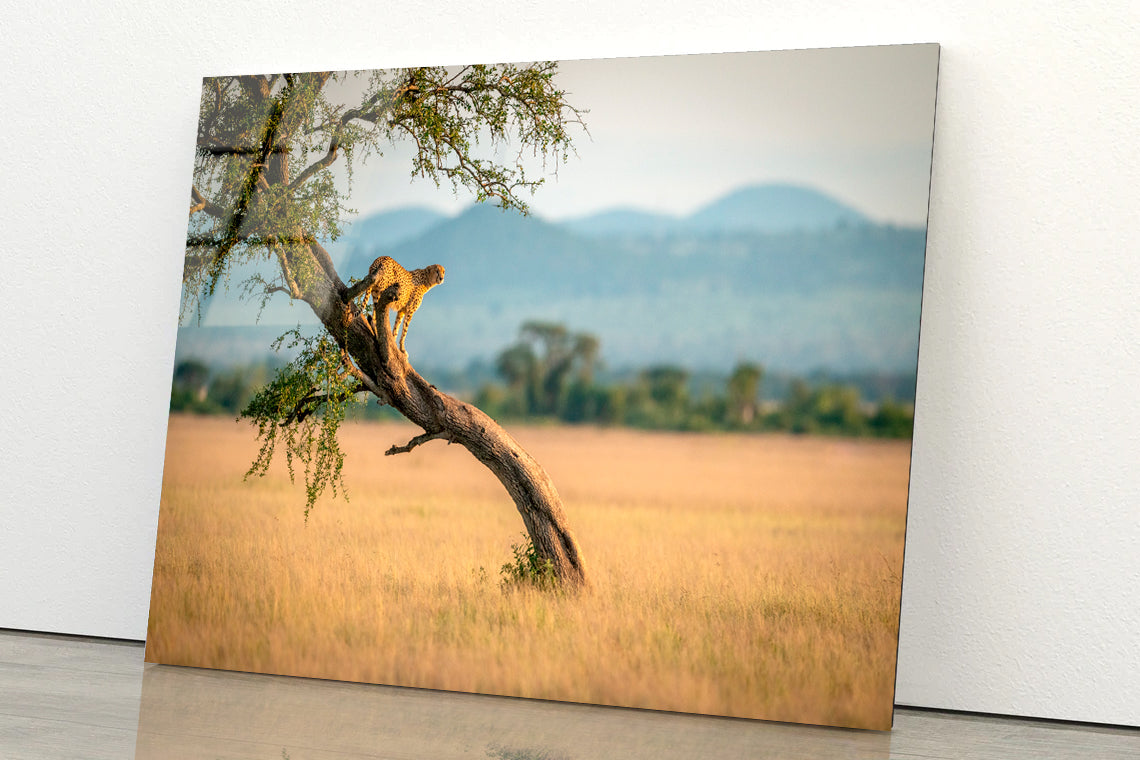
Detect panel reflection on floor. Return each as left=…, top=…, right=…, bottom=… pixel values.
left=135, top=662, right=892, bottom=759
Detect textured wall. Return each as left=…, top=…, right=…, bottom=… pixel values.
left=1, top=0, right=1137, bottom=727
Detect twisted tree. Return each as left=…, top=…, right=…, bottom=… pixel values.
left=184, top=67, right=588, bottom=586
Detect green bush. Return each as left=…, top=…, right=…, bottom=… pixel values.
left=499, top=535, right=559, bottom=591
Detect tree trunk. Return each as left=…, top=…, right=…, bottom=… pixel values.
left=317, top=277, right=588, bottom=588
left=424, top=388, right=588, bottom=588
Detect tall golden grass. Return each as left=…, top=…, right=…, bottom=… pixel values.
left=146, top=414, right=910, bottom=729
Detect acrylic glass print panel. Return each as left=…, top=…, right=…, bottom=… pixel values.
left=148, top=44, right=939, bottom=731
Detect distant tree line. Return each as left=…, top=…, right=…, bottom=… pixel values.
left=472, top=321, right=914, bottom=438
left=169, top=359, right=278, bottom=416
left=171, top=321, right=914, bottom=438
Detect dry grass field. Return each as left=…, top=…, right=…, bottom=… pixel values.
left=146, top=414, right=911, bottom=729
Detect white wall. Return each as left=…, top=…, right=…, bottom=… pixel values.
left=1, top=0, right=1137, bottom=728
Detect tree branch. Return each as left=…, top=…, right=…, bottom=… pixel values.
left=307, top=239, right=346, bottom=294
left=385, top=431, right=450, bottom=456
left=190, top=186, right=228, bottom=218
left=269, top=241, right=302, bottom=299
left=344, top=266, right=386, bottom=303
left=288, top=135, right=343, bottom=190
left=338, top=346, right=392, bottom=406
left=186, top=233, right=313, bottom=248
left=284, top=384, right=365, bottom=425
left=237, top=75, right=271, bottom=101
left=291, top=86, right=402, bottom=190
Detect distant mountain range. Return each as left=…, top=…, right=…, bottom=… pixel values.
left=184, top=184, right=928, bottom=374
left=336, top=206, right=445, bottom=251
left=328, top=183, right=872, bottom=253
left=564, top=184, right=870, bottom=237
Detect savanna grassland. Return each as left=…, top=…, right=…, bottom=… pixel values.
left=146, top=414, right=911, bottom=729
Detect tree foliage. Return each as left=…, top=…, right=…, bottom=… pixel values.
left=483, top=322, right=601, bottom=419
left=242, top=330, right=362, bottom=517
left=726, top=363, right=763, bottom=426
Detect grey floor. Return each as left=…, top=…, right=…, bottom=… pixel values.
left=0, top=630, right=1136, bottom=759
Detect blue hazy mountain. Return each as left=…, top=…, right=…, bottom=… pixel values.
left=343, top=203, right=632, bottom=293
left=563, top=207, right=679, bottom=237
left=566, top=183, right=870, bottom=237
left=684, top=184, right=869, bottom=233
left=182, top=185, right=927, bottom=375
left=340, top=206, right=446, bottom=248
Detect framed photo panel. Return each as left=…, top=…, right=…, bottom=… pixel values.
left=148, top=43, right=939, bottom=730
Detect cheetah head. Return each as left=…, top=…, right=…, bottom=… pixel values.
left=427, top=265, right=445, bottom=285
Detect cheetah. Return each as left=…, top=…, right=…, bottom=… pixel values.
left=367, top=256, right=445, bottom=354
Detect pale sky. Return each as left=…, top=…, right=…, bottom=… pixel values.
left=338, top=44, right=939, bottom=226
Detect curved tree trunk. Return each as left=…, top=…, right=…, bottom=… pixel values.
left=312, top=274, right=588, bottom=587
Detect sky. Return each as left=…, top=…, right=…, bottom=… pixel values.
left=336, top=44, right=940, bottom=226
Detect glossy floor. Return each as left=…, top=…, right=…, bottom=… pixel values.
left=0, top=630, right=1136, bottom=759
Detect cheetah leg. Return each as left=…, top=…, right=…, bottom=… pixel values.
left=398, top=310, right=412, bottom=353
left=398, top=296, right=423, bottom=354
left=392, top=310, right=407, bottom=349
left=369, top=296, right=380, bottom=335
